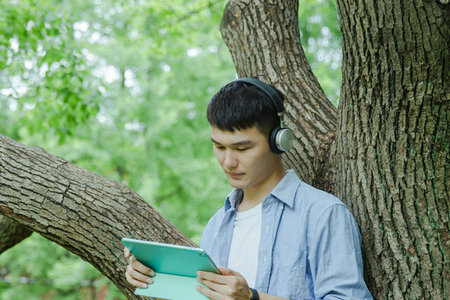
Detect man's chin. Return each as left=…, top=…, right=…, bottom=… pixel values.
left=227, top=178, right=247, bottom=189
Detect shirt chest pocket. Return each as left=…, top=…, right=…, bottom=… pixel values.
left=270, top=248, right=308, bottom=299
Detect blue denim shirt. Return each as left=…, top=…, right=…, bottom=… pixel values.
left=201, top=170, right=372, bottom=299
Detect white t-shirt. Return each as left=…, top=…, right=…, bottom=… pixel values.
left=227, top=202, right=262, bottom=288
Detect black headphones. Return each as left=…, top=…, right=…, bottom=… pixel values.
left=232, top=77, right=294, bottom=154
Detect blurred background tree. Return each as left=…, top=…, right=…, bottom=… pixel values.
left=0, top=0, right=341, bottom=298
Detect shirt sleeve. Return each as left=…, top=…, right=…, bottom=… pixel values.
left=309, top=204, right=373, bottom=299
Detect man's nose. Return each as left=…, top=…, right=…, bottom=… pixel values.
left=223, top=150, right=238, bottom=169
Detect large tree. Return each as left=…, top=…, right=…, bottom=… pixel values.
left=1, top=0, right=448, bottom=299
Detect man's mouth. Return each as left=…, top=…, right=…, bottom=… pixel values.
left=228, top=172, right=244, bottom=179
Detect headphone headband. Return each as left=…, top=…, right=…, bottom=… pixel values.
left=232, top=78, right=285, bottom=113
left=231, top=77, right=294, bottom=154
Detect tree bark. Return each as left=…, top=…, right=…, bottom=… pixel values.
left=221, top=0, right=449, bottom=298
left=0, top=214, right=32, bottom=254
left=0, top=134, right=195, bottom=299
left=335, top=0, right=449, bottom=298
left=1, top=0, right=448, bottom=299
left=220, top=0, right=337, bottom=192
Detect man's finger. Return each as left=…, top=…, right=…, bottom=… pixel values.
left=196, top=284, right=226, bottom=300
left=197, top=271, right=225, bottom=284
left=130, top=256, right=154, bottom=276
left=197, top=270, right=242, bottom=286
left=125, top=269, right=150, bottom=289
left=198, top=278, right=232, bottom=296
left=126, top=264, right=154, bottom=284
left=124, top=247, right=131, bottom=258
left=124, top=248, right=154, bottom=276
left=218, top=267, right=237, bottom=276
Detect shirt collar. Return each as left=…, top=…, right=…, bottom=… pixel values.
left=269, top=169, right=300, bottom=208
left=224, top=169, right=301, bottom=210
left=224, top=188, right=243, bottom=211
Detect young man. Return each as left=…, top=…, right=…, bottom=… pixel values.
left=125, top=78, right=372, bottom=299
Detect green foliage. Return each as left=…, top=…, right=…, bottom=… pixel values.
left=0, top=0, right=342, bottom=298
left=0, top=234, right=121, bottom=300
left=0, top=0, right=101, bottom=142
left=299, top=0, right=342, bottom=106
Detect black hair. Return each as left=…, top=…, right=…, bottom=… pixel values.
left=206, top=80, right=282, bottom=137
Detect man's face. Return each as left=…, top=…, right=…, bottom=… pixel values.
left=210, top=125, right=281, bottom=190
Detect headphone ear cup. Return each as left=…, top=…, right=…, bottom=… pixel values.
left=269, top=126, right=284, bottom=154
left=269, top=126, right=294, bottom=154
left=276, top=127, right=294, bottom=153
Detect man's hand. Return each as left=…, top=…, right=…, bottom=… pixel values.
left=124, top=247, right=155, bottom=288
left=196, top=267, right=253, bottom=300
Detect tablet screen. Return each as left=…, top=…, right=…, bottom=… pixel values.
left=122, top=238, right=220, bottom=277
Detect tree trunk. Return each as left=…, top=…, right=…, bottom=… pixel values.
left=0, top=134, right=195, bottom=299
left=220, top=0, right=337, bottom=192
left=335, top=0, right=449, bottom=298
left=220, top=0, right=449, bottom=298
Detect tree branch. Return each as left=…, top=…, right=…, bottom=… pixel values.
left=0, top=134, right=195, bottom=299
left=0, top=214, right=33, bottom=254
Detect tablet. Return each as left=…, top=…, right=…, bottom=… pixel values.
left=121, top=237, right=220, bottom=299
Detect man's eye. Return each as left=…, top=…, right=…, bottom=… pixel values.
left=215, top=145, right=225, bottom=150
left=236, top=148, right=248, bottom=152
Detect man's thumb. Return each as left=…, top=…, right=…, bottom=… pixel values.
left=218, top=267, right=237, bottom=276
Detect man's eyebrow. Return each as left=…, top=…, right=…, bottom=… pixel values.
left=232, top=140, right=253, bottom=146
left=210, top=138, right=254, bottom=146
left=210, top=138, right=220, bottom=144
